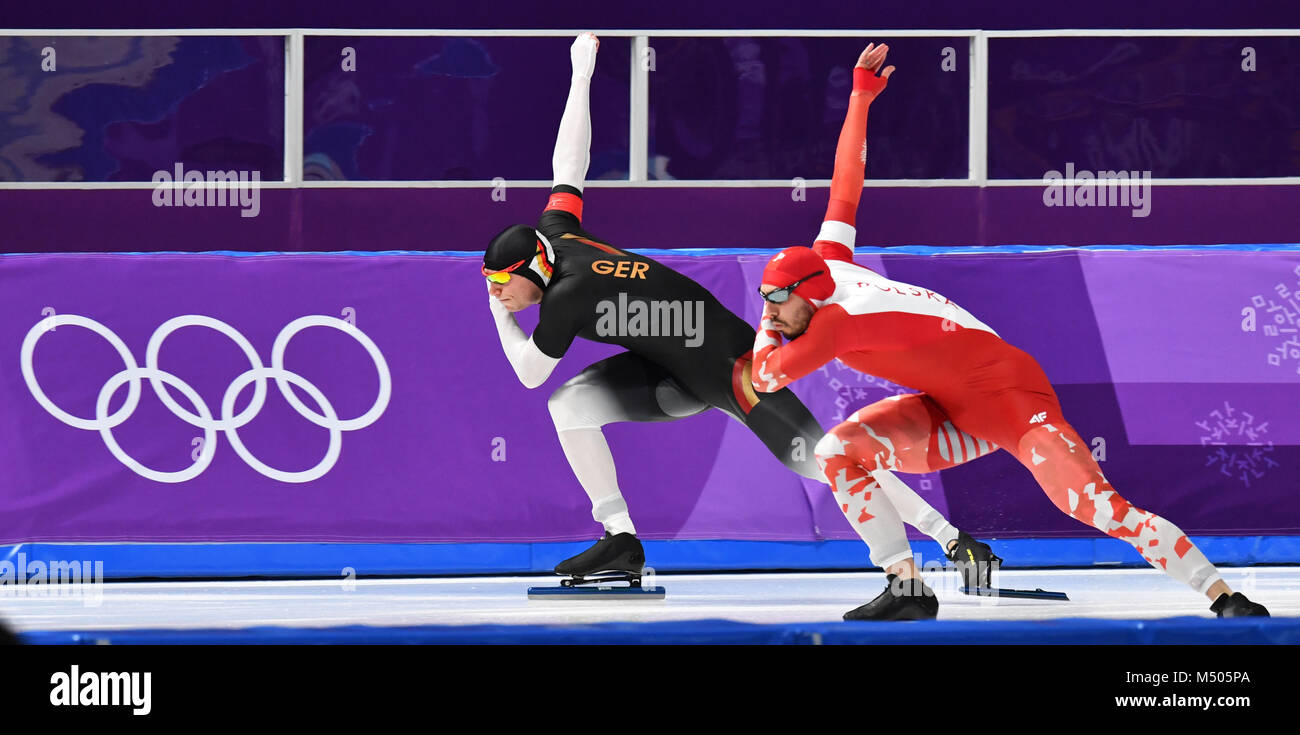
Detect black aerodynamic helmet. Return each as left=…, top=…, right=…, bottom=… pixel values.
left=483, top=224, right=556, bottom=291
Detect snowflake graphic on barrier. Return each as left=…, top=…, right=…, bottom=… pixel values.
left=1196, top=401, right=1277, bottom=488
left=1243, top=264, right=1300, bottom=373
left=816, top=359, right=911, bottom=424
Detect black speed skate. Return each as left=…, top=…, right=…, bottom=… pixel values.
left=843, top=574, right=938, bottom=621
left=1210, top=592, right=1270, bottom=618
left=529, top=532, right=664, bottom=599
left=947, top=531, right=1002, bottom=590
left=554, top=532, right=646, bottom=587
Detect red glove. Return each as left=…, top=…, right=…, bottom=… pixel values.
left=854, top=65, right=889, bottom=102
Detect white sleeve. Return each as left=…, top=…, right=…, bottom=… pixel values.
left=489, top=296, right=560, bottom=389
left=552, top=34, right=598, bottom=191
left=812, top=220, right=857, bottom=262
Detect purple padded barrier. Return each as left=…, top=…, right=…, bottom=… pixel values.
left=0, top=247, right=1296, bottom=545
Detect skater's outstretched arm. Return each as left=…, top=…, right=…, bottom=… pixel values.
left=487, top=34, right=601, bottom=389
left=751, top=44, right=894, bottom=392
left=543, top=32, right=599, bottom=225
left=813, top=43, right=894, bottom=264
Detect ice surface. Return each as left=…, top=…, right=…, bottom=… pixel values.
left=2, top=567, right=1295, bottom=633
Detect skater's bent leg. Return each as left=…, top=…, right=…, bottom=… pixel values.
left=848, top=393, right=999, bottom=474
left=814, top=435, right=915, bottom=574
left=833, top=395, right=997, bottom=552
left=1015, top=421, right=1223, bottom=598
left=746, top=387, right=964, bottom=552
left=812, top=396, right=951, bottom=575
left=552, top=428, right=634, bottom=534
left=741, top=380, right=934, bottom=576
left=548, top=354, right=706, bottom=536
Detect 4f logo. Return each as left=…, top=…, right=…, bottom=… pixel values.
left=1029, top=412, right=1047, bottom=424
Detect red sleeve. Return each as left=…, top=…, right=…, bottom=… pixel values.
left=544, top=191, right=584, bottom=223
left=813, top=239, right=854, bottom=263
left=751, top=305, right=848, bottom=393
left=814, top=66, right=881, bottom=264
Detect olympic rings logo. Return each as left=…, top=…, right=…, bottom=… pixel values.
left=21, top=315, right=391, bottom=484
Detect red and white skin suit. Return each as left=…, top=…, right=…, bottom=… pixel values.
left=750, top=64, right=1222, bottom=595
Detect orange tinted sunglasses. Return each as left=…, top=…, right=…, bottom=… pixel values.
left=483, top=258, right=527, bottom=284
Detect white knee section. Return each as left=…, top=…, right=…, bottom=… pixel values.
left=548, top=381, right=609, bottom=431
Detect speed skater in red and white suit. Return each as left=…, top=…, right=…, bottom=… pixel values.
left=750, top=43, right=1269, bottom=621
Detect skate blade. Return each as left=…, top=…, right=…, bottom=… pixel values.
left=960, top=586, right=1069, bottom=601
left=527, top=585, right=665, bottom=600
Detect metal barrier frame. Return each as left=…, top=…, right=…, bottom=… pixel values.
left=1, top=28, right=1298, bottom=189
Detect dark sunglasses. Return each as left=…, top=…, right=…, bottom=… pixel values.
left=759, top=270, right=824, bottom=304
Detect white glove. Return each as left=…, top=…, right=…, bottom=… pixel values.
left=571, top=32, right=599, bottom=80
